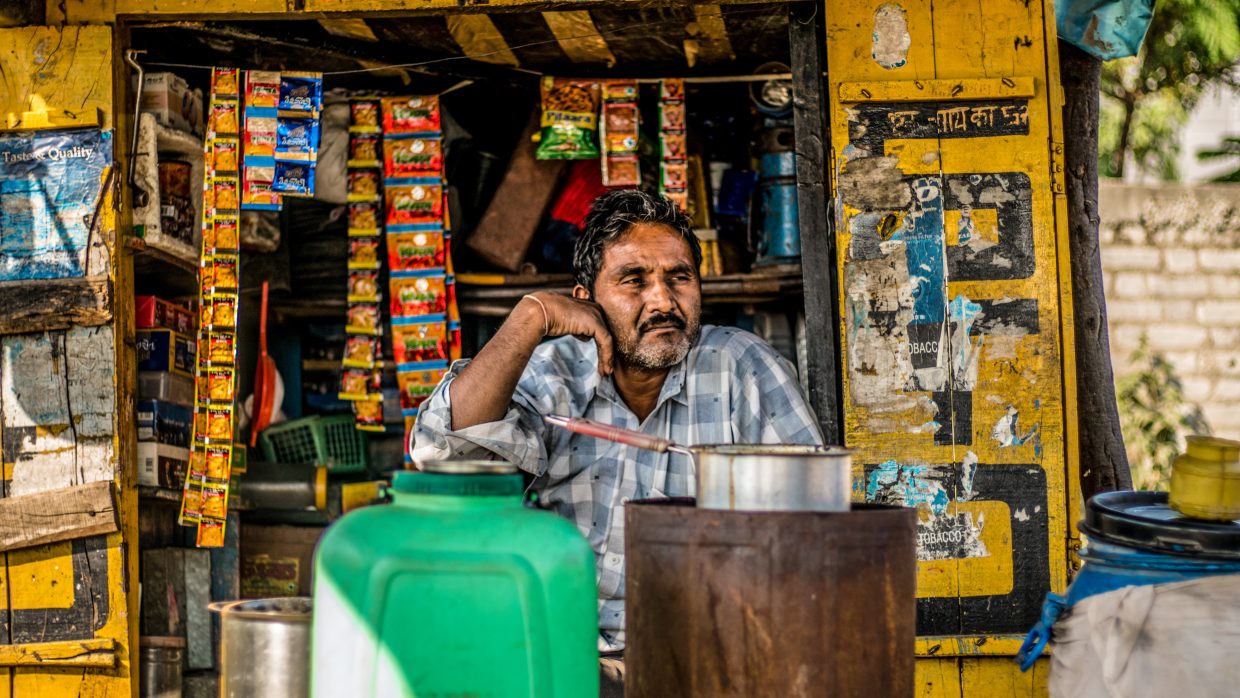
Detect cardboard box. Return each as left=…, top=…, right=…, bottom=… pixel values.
left=240, top=524, right=325, bottom=598
left=136, top=295, right=195, bottom=335
left=138, top=441, right=189, bottom=489
left=136, top=329, right=196, bottom=377
left=137, top=399, right=193, bottom=447
left=142, top=548, right=214, bottom=669
left=138, top=370, right=195, bottom=406
left=140, top=72, right=205, bottom=136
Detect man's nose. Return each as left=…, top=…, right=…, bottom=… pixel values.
left=643, top=278, right=676, bottom=313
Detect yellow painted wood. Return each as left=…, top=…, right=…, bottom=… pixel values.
left=319, top=18, right=380, bottom=42
left=0, top=26, right=112, bottom=131
left=0, top=639, right=117, bottom=668
left=0, top=23, right=132, bottom=697
left=825, top=0, right=1076, bottom=674
left=839, top=77, right=1036, bottom=103
left=915, top=657, right=1049, bottom=697
left=113, top=0, right=287, bottom=14
left=685, top=4, right=734, bottom=67
left=542, top=11, right=615, bottom=65
left=446, top=14, right=519, bottom=66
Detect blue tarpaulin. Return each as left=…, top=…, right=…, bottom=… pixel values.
left=1057, top=0, right=1156, bottom=60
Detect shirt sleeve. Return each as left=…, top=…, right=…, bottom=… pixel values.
left=728, top=337, right=825, bottom=447
left=411, top=358, right=551, bottom=475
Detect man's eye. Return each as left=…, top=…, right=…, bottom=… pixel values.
left=622, top=277, right=643, bottom=286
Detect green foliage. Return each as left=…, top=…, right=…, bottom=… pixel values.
left=1099, top=0, right=1240, bottom=179
left=1197, top=135, right=1240, bottom=182
left=1116, top=336, right=1211, bottom=490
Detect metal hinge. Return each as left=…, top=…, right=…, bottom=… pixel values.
left=1050, top=141, right=1066, bottom=196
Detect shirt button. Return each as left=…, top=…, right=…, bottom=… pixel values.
left=607, top=554, right=621, bottom=567
left=621, top=496, right=630, bottom=504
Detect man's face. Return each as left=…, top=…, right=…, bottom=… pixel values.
left=579, top=222, right=702, bottom=371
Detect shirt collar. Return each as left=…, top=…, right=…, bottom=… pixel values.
left=596, top=356, right=690, bottom=414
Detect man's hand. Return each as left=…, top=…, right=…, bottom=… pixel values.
left=524, top=292, right=614, bottom=376
left=448, top=291, right=613, bottom=431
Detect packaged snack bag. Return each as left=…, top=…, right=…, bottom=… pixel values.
left=343, top=335, right=378, bottom=368
left=383, top=138, right=443, bottom=179
left=348, top=201, right=380, bottom=231
left=349, top=133, right=380, bottom=164
left=382, top=96, right=441, bottom=134
left=339, top=367, right=373, bottom=400
left=272, top=161, right=315, bottom=196
left=390, top=275, right=448, bottom=317
left=387, top=231, right=445, bottom=271
left=353, top=399, right=385, bottom=431
left=212, top=68, right=239, bottom=97
left=245, top=71, right=280, bottom=108
left=392, top=321, right=449, bottom=364
left=385, top=184, right=444, bottom=225
left=278, top=73, right=324, bottom=113
left=347, top=270, right=381, bottom=302
left=276, top=118, right=321, bottom=159
left=351, top=100, right=380, bottom=128
left=536, top=77, right=601, bottom=160
left=348, top=170, right=381, bottom=200
left=345, top=303, right=382, bottom=335
left=398, top=367, right=448, bottom=413
left=348, top=237, right=381, bottom=269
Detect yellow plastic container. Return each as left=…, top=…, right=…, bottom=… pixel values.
left=1169, top=435, right=1240, bottom=521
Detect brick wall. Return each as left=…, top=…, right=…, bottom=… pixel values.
left=1099, top=182, right=1240, bottom=438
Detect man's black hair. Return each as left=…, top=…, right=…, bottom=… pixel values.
left=572, top=190, right=701, bottom=291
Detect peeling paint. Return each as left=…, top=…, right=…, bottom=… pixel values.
left=991, top=405, right=1039, bottom=447
left=866, top=460, right=951, bottom=515
left=960, top=451, right=979, bottom=500
left=917, top=511, right=989, bottom=561
left=1014, top=508, right=1031, bottom=522
left=838, top=156, right=913, bottom=210
left=871, top=3, right=911, bottom=69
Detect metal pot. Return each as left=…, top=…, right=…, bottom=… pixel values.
left=209, top=597, right=311, bottom=698
left=139, top=636, right=184, bottom=698
left=692, top=444, right=851, bottom=512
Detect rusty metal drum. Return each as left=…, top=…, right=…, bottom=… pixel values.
left=625, top=500, right=916, bottom=697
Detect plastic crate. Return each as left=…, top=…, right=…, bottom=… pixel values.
left=319, top=414, right=369, bottom=474
left=258, top=416, right=326, bottom=465
left=258, top=414, right=369, bottom=474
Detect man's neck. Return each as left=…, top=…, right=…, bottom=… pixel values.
left=612, top=363, right=671, bottom=423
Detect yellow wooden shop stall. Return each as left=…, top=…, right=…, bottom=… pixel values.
left=0, top=0, right=1079, bottom=695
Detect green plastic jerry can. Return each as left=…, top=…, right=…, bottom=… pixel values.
left=311, top=462, right=599, bottom=697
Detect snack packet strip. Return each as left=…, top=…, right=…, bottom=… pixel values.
left=343, top=96, right=387, bottom=422
left=182, top=69, right=244, bottom=537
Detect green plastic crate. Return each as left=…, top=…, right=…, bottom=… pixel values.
left=258, top=414, right=369, bottom=474
left=319, top=414, right=369, bottom=474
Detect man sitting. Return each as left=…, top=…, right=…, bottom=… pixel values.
left=413, top=189, right=823, bottom=694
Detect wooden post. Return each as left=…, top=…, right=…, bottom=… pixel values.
left=789, top=1, right=843, bottom=445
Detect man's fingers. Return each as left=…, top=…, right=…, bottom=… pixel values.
left=593, top=324, right=614, bottom=376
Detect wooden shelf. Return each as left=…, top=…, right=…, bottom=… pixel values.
left=456, top=267, right=804, bottom=315
left=128, top=236, right=200, bottom=298
left=302, top=359, right=342, bottom=372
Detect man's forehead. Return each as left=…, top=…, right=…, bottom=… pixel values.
left=600, top=223, right=694, bottom=271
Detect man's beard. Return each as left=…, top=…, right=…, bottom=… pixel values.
left=614, top=311, right=701, bottom=371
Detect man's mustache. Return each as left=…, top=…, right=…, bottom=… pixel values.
left=639, top=313, right=686, bottom=333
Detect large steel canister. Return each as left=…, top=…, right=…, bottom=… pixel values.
left=692, top=445, right=851, bottom=512
left=139, top=636, right=184, bottom=698
left=626, top=501, right=916, bottom=697
left=210, top=597, right=311, bottom=698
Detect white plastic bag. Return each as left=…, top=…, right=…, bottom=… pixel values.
left=1051, top=574, right=1240, bottom=698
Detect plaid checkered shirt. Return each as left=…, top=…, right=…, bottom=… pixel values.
left=412, top=325, right=824, bottom=652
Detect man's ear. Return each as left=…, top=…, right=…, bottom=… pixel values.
left=572, top=284, right=591, bottom=301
